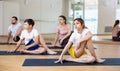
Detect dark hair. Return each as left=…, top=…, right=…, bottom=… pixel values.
left=113, top=20, right=119, bottom=29
left=24, top=19, right=35, bottom=27
left=74, top=18, right=86, bottom=29
left=12, top=16, right=18, bottom=21
left=59, top=15, right=67, bottom=24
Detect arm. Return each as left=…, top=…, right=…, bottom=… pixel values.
left=76, top=31, right=94, bottom=55
left=87, top=39, right=97, bottom=58
left=14, top=26, right=23, bottom=37
left=55, top=41, right=73, bottom=63
left=112, top=26, right=119, bottom=36
left=87, top=38, right=105, bottom=63
left=79, top=31, right=92, bottom=43
left=60, top=41, right=72, bottom=57
left=60, top=24, right=71, bottom=43
left=53, top=32, right=59, bottom=46
left=7, top=32, right=11, bottom=43
left=60, top=30, right=71, bottom=43
left=9, top=39, right=23, bottom=52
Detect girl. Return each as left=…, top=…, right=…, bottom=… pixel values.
left=53, top=15, right=72, bottom=47
left=9, top=19, right=56, bottom=54
left=112, top=20, right=120, bottom=41
left=55, top=18, right=105, bottom=64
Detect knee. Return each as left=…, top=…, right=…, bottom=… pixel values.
left=39, top=34, right=43, bottom=38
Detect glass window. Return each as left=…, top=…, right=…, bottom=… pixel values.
left=116, top=0, right=120, bottom=20
left=69, top=0, right=98, bottom=34
left=85, top=0, right=98, bottom=34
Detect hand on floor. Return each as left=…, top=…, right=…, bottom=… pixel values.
left=54, top=56, right=63, bottom=64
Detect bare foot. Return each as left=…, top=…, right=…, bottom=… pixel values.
left=47, top=49, right=57, bottom=54
left=96, top=58, right=105, bottom=63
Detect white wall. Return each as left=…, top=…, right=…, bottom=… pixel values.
left=0, top=0, right=19, bottom=35
left=19, top=0, right=64, bottom=34
left=0, top=1, right=3, bottom=35
left=1, top=0, right=118, bottom=35
left=98, top=0, right=117, bottom=34
left=3, top=1, right=19, bottom=35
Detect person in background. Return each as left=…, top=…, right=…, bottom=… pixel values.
left=9, top=19, right=57, bottom=55
left=112, top=20, right=120, bottom=41
left=53, top=15, right=72, bottom=48
left=7, top=16, right=23, bottom=43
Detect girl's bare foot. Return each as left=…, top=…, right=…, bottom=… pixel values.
left=47, top=49, right=57, bottom=54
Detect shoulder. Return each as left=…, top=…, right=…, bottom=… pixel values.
left=32, top=28, right=39, bottom=34
left=8, top=25, right=12, bottom=28
left=22, top=29, right=28, bottom=33
left=66, top=24, right=70, bottom=27
left=57, top=25, right=61, bottom=29
left=17, top=23, right=22, bottom=26
left=32, top=28, right=38, bottom=32
left=83, top=28, right=90, bottom=32
left=71, top=32, right=77, bottom=36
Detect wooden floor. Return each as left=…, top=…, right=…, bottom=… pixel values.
left=0, top=35, right=120, bottom=71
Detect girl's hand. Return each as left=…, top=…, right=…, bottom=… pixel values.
left=54, top=56, right=63, bottom=64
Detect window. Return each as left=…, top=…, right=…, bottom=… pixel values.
left=69, top=0, right=98, bottom=34
left=116, top=0, right=120, bottom=20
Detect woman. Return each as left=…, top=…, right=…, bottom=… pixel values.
left=55, top=18, right=105, bottom=64
left=112, top=20, right=120, bottom=41
left=53, top=15, right=72, bottom=47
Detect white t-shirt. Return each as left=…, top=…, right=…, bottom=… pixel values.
left=69, top=28, right=90, bottom=46
left=8, top=23, right=22, bottom=37
left=20, top=28, right=39, bottom=45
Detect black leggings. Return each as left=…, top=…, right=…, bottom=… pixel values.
left=60, top=31, right=73, bottom=47
left=13, top=36, right=20, bottom=42
left=112, top=37, right=120, bottom=41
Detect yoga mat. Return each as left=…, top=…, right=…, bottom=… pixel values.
left=46, top=42, right=52, bottom=45
left=0, top=42, right=18, bottom=45
left=48, top=46, right=64, bottom=49
left=23, top=58, right=120, bottom=66
left=48, top=46, right=97, bottom=49
left=103, top=39, right=112, bottom=41
left=0, top=51, right=69, bottom=55
left=0, top=42, right=52, bottom=45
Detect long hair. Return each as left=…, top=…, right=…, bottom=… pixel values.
left=59, top=15, right=67, bottom=24
left=113, top=20, right=119, bottom=30
left=73, top=18, right=86, bottom=29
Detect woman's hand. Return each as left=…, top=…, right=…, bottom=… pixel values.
left=54, top=56, right=63, bottom=64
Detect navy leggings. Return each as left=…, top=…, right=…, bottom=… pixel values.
left=26, top=39, right=40, bottom=50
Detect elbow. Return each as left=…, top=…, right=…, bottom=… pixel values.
left=88, top=32, right=92, bottom=39
left=89, top=34, right=92, bottom=39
